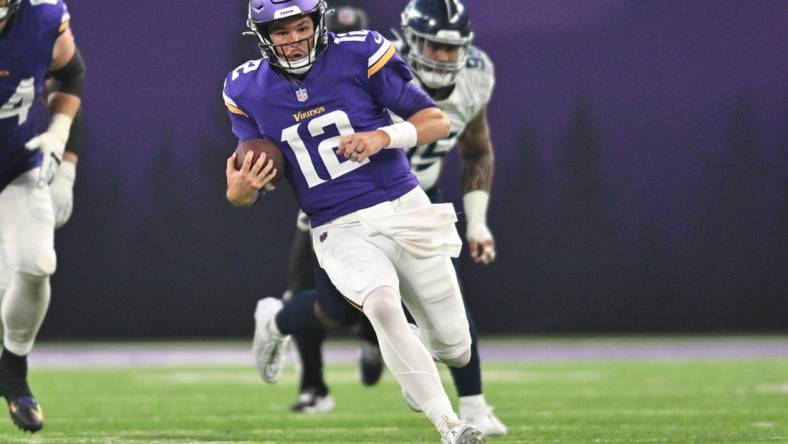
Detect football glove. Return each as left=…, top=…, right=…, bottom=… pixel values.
left=464, top=190, right=496, bottom=265
left=25, top=114, right=72, bottom=187
left=49, top=160, right=76, bottom=228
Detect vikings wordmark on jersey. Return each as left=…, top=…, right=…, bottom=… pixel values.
left=0, top=0, right=70, bottom=191
left=223, top=30, right=437, bottom=227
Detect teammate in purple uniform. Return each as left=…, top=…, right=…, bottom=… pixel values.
left=0, top=0, right=85, bottom=432
left=223, top=1, right=483, bottom=442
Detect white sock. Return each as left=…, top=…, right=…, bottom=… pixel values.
left=423, top=396, right=460, bottom=426
left=2, top=271, right=50, bottom=356
left=459, top=394, right=487, bottom=413
left=362, top=287, right=457, bottom=429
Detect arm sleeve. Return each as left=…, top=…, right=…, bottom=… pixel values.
left=222, top=79, right=262, bottom=141
left=59, top=1, right=71, bottom=35
left=49, top=48, right=86, bottom=97
left=366, top=32, right=436, bottom=119
left=34, top=0, right=70, bottom=45
left=474, top=48, right=496, bottom=106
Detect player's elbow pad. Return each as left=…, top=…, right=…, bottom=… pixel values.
left=50, top=48, right=86, bottom=98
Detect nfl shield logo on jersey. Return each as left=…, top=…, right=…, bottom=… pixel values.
left=296, top=88, right=308, bottom=102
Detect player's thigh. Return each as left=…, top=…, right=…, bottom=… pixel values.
left=0, top=171, right=56, bottom=276
left=397, top=253, right=470, bottom=359
left=0, top=236, right=7, bottom=291
left=311, top=223, right=399, bottom=308
left=313, top=264, right=362, bottom=326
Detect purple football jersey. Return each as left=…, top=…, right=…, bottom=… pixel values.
left=0, top=0, right=70, bottom=191
left=223, top=30, right=436, bottom=227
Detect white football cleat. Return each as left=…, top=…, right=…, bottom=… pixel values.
left=253, top=297, right=290, bottom=383
left=439, top=416, right=485, bottom=444
left=460, top=404, right=508, bottom=437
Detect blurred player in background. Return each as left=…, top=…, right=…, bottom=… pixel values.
left=0, top=0, right=85, bottom=432
left=225, top=0, right=483, bottom=441
left=255, top=0, right=507, bottom=437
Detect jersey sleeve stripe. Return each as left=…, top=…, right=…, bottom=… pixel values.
left=368, top=39, right=392, bottom=68
left=367, top=46, right=396, bottom=78
left=59, top=20, right=70, bottom=33
left=224, top=102, right=249, bottom=118
left=222, top=87, right=249, bottom=117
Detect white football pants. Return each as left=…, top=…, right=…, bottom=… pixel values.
left=0, top=169, right=56, bottom=356
left=311, top=186, right=472, bottom=363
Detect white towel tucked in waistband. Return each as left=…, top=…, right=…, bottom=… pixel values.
left=357, top=203, right=463, bottom=258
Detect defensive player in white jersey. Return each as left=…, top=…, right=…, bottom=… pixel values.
left=0, top=0, right=85, bottom=432
left=253, top=0, right=507, bottom=437
left=228, top=1, right=484, bottom=442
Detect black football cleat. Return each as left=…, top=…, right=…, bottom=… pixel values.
left=289, top=388, right=335, bottom=414
left=359, top=340, right=384, bottom=386
left=8, top=396, right=43, bottom=432
left=0, top=350, right=43, bottom=432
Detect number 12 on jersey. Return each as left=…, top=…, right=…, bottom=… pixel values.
left=281, top=110, right=369, bottom=188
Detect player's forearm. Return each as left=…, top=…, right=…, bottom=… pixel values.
left=409, top=107, right=450, bottom=146
left=48, top=93, right=81, bottom=120
left=460, top=147, right=494, bottom=193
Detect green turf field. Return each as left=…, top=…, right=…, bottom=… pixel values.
left=1, top=359, right=786, bottom=443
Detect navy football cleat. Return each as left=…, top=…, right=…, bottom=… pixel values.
left=8, top=396, right=44, bottom=432
left=0, top=350, right=44, bottom=432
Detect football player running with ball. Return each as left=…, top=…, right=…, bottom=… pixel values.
left=224, top=1, right=483, bottom=442
left=0, top=0, right=85, bottom=433
left=268, top=0, right=507, bottom=437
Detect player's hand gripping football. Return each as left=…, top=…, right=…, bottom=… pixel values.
left=467, top=224, right=496, bottom=265
left=336, top=130, right=389, bottom=163
left=225, top=151, right=277, bottom=206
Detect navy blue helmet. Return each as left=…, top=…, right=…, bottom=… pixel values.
left=0, top=0, right=22, bottom=20
left=400, top=0, right=474, bottom=88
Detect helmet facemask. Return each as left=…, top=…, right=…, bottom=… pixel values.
left=245, top=2, right=329, bottom=75
left=404, top=27, right=471, bottom=89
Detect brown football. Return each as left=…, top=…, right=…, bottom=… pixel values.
left=233, top=138, right=285, bottom=184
